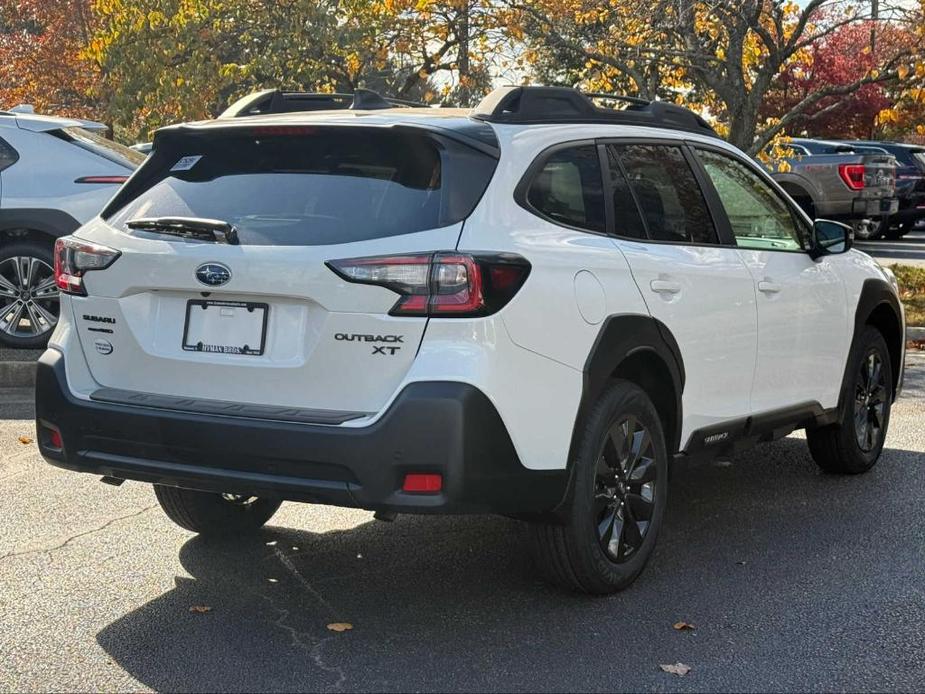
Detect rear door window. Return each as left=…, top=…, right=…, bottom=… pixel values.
left=53, top=127, right=145, bottom=169
left=106, top=127, right=497, bottom=246
left=524, top=145, right=605, bottom=232
left=608, top=143, right=719, bottom=245
left=0, top=137, right=18, bottom=172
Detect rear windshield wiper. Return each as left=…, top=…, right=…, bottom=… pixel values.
left=126, top=217, right=239, bottom=245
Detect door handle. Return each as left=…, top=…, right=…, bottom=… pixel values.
left=650, top=279, right=681, bottom=295
left=758, top=280, right=782, bottom=294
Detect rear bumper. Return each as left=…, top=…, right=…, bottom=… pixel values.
left=35, top=349, right=567, bottom=515
left=850, top=197, right=899, bottom=218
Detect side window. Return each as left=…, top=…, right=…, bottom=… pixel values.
left=0, top=137, right=18, bottom=172
left=605, top=147, right=647, bottom=239
left=610, top=144, right=718, bottom=244
left=526, top=145, right=605, bottom=232
left=695, top=148, right=804, bottom=251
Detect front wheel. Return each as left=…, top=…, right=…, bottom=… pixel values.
left=154, top=485, right=282, bottom=536
left=529, top=380, right=669, bottom=594
left=807, top=326, right=893, bottom=474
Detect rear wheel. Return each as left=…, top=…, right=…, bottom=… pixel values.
left=807, top=326, right=893, bottom=474
left=0, top=240, right=59, bottom=348
left=154, top=485, right=282, bottom=536
left=852, top=219, right=883, bottom=241
left=529, top=380, right=668, bottom=594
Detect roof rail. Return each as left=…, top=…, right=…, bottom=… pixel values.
left=471, top=86, right=718, bottom=138
left=220, top=88, right=429, bottom=118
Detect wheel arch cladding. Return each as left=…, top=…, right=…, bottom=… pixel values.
left=571, top=315, right=685, bottom=461
left=0, top=209, right=80, bottom=242
left=852, top=278, right=903, bottom=403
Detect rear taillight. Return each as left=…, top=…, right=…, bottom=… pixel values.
left=54, top=236, right=121, bottom=296
left=838, top=163, right=866, bottom=190
left=327, top=252, right=530, bottom=317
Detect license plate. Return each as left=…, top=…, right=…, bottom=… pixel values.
left=182, top=300, right=268, bottom=356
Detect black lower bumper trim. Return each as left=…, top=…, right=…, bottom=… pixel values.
left=35, top=350, right=567, bottom=515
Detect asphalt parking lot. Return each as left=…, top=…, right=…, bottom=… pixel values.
left=855, top=227, right=925, bottom=266
left=1, top=353, right=924, bottom=693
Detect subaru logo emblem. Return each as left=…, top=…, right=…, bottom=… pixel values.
left=195, top=263, right=231, bottom=287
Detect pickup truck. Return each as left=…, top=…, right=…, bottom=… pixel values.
left=839, top=140, right=925, bottom=239
left=766, top=138, right=898, bottom=240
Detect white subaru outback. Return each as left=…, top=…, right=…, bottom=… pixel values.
left=35, top=87, right=905, bottom=593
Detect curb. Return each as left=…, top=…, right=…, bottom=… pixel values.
left=907, top=326, right=925, bottom=342
left=0, top=361, right=36, bottom=389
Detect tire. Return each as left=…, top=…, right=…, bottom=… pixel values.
left=0, top=240, right=59, bottom=348
left=528, top=380, right=669, bottom=594
left=154, top=485, right=282, bottom=536
left=852, top=219, right=882, bottom=241
left=807, top=326, right=893, bottom=475
left=793, top=197, right=816, bottom=220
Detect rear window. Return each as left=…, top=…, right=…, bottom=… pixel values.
left=106, top=128, right=497, bottom=246
left=54, top=127, right=145, bottom=169
left=0, top=136, right=18, bottom=172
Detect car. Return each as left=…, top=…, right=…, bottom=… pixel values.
left=838, top=140, right=925, bottom=239
left=0, top=108, right=145, bottom=347
left=35, top=86, right=906, bottom=594
left=765, top=138, right=898, bottom=240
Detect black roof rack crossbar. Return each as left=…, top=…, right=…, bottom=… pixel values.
left=471, top=86, right=718, bottom=138
left=221, top=88, right=429, bottom=118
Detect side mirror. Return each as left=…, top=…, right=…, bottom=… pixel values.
left=809, top=219, right=852, bottom=260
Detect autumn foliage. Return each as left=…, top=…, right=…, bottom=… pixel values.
left=1, top=0, right=924, bottom=151
left=0, top=0, right=102, bottom=120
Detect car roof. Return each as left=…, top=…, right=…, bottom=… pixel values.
left=0, top=111, right=107, bottom=133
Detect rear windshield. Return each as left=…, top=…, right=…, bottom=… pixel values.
left=106, top=127, right=498, bottom=246
left=55, top=127, right=146, bottom=169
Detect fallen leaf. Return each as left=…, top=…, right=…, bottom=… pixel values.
left=189, top=605, right=212, bottom=614
left=660, top=662, right=691, bottom=676
left=673, top=621, right=695, bottom=631
left=18, top=436, right=33, bottom=445
left=326, top=622, right=353, bottom=633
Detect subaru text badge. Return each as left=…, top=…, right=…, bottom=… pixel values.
left=195, top=263, right=231, bottom=287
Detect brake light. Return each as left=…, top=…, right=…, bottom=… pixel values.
left=838, top=163, right=866, bottom=190
left=74, top=175, right=129, bottom=184
left=54, top=236, right=121, bottom=296
left=326, top=252, right=530, bottom=317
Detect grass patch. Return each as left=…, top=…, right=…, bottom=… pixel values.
left=892, top=264, right=925, bottom=327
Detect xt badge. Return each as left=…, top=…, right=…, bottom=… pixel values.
left=335, top=332, right=403, bottom=356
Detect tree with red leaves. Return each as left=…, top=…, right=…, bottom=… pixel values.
left=0, top=0, right=103, bottom=120
left=762, top=21, right=916, bottom=140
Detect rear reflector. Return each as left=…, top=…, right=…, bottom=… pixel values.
left=39, top=423, right=63, bottom=450
left=838, top=163, right=866, bottom=191
left=74, top=175, right=130, bottom=184
left=327, top=252, right=530, bottom=317
left=402, top=473, right=443, bottom=493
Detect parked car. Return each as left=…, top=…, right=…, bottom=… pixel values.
left=36, top=86, right=905, bottom=593
left=0, top=109, right=144, bottom=347
left=838, top=140, right=925, bottom=239
left=766, top=137, right=898, bottom=240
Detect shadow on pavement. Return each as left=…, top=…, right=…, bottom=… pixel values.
left=96, top=436, right=925, bottom=693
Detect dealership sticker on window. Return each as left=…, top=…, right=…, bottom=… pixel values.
left=171, top=155, right=202, bottom=172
